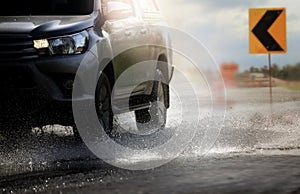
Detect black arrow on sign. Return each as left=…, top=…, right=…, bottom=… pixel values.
left=252, top=10, right=283, bottom=51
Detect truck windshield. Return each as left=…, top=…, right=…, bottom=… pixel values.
left=0, top=0, right=94, bottom=16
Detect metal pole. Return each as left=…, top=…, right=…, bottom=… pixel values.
left=268, top=54, right=273, bottom=105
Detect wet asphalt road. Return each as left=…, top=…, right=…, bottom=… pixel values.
left=0, top=86, right=300, bottom=194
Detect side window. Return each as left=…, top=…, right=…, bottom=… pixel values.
left=102, top=0, right=135, bottom=20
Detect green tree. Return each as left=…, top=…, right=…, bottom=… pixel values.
left=278, top=65, right=289, bottom=80
left=272, top=63, right=279, bottom=78
left=261, top=65, right=268, bottom=77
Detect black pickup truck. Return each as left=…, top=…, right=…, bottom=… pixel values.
left=0, top=0, right=173, bottom=137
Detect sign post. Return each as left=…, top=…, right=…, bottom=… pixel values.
left=268, top=54, right=272, bottom=104
left=249, top=8, right=287, bottom=105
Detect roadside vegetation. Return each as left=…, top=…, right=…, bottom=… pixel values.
left=274, top=82, right=300, bottom=91
left=235, top=63, right=300, bottom=90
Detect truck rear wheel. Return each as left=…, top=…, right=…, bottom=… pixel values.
left=135, top=71, right=167, bottom=135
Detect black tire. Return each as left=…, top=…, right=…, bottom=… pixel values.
left=72, top=73, right=113, bottom=140
left=134, top=67, right=168, bottom=135
left=111, top=77, right=171, bottom=149
left=103, top=66, right=172, bottom=149
left=95, top=73, right=114, bottom=135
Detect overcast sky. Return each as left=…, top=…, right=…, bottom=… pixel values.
left=157, top=0, right=300, bottom=72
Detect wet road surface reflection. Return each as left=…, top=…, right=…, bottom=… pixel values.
left=0, top=87, right=299, bottom=193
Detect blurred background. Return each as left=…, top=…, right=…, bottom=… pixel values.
left=158, top=0, right=300, bottom=91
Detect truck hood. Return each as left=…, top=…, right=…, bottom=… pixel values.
left=0, top=13, right=98, bottom=38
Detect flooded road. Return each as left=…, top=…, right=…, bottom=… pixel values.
left=0, top=87, right=300, bottom=193
left=39, top=154, right=300, bottom=194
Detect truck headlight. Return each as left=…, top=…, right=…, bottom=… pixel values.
left=34, top=30, right=89, bottom=55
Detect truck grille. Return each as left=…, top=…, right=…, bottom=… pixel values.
left=0, top=34, right=38, bottom=61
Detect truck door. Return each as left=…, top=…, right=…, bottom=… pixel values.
left=101, top=0, right=151, bottom=99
